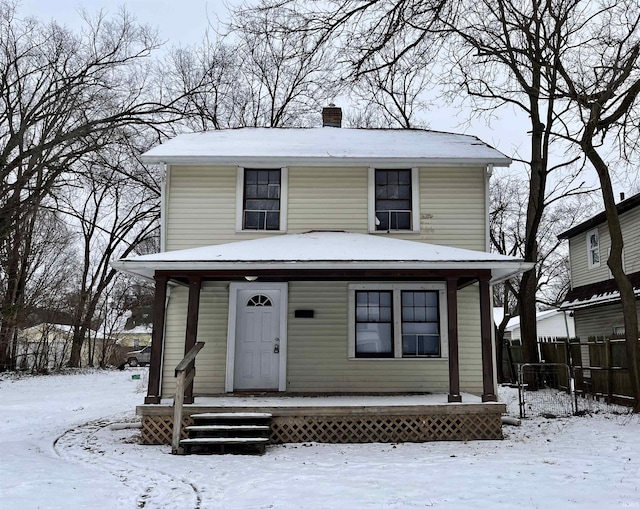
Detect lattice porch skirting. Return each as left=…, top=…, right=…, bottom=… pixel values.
left=140, top=411, right=502, bottom=445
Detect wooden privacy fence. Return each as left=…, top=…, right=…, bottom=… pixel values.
left=576, top=336, right=635, bottom=406
left=502, top=334, right=637, bottom=407
left=501, top=336, right=576, bottom=385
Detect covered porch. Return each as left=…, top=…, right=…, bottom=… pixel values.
left=113, top=232, right=531, bottom=446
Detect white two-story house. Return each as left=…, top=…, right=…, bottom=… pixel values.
left=113, top=107, right=531, bottom=446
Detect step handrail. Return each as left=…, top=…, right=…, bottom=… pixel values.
left=172, top=341, right=205, bottom=454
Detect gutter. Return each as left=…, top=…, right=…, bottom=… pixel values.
left=140, top=155, right=512, bottom=168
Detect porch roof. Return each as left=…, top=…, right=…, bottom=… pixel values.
left=113, top=231, right=532, bottom=283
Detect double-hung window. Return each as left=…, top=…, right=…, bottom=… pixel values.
left=369, top=168, right=420, bottom=233
left=401, top=291, right=440, bottom=357
left=587, top=229, right=600, bottom=269
left=355, top=291, right=393, bottom=357
left=237, top=167, right=288, bottom=231
left=349, top=284, right=447, bottom=359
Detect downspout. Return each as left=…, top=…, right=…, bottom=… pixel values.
left=486, top=164, right=499, bottom=389
left=485, top=164, right=493, bottom=254
left=160, top=163, right=168, bottom=253
left=158, top=162, right=169, bottom=393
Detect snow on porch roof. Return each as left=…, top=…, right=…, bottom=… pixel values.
left=112, top=232, right=532, bottom=282
left=140, top=128, right=511, bottom=167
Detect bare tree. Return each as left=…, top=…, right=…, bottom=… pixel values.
left=349, top=41, right=435, bottom=128
left=490, top=171, right=594, bottom=380
left=0, top=3, right=184, bottom=370
left=58, top=143, right=160, bottom=367
left=228, top=5, right=339, bottom=127
left=165, top=37, right=241, bottom=131
left=552, top=0, right=640, bottom=410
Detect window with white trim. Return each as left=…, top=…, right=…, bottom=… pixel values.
left=401, top=290, right=441, bottom=356
left=587, top=229, right=600, bottom=269
left=368, top=168, right=420, bottom=232
left=236, top=167, right=288, bottom=232
left=349, top=283, right=448, bottom=359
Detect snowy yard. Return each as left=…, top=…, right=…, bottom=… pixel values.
left=1, top=370, right=640, bottom=509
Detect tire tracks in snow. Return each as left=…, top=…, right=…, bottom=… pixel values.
left=53, top=416, right=202, bottom=509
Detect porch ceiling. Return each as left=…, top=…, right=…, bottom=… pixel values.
left=112, top=231, right=533, bottom=283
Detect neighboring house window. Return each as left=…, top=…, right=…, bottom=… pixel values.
left=613, top=325, right=625, bottom=335
left=236, top=167, right=288, bottom=232
left=368, top=168, right=420, bottom=233
left=349, top=283, right=448, bottom=359
left=587, top=229, right=600, bottom=268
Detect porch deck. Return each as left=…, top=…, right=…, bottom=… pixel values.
left=138, top=393, right=506, bottom=445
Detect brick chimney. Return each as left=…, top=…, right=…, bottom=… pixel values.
left=322, top=104, right=342, bottom=127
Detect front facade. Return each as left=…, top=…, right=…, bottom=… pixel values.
left=560, top=193, right=640, bottom=364
left=114, top=121, right=530, bottom=444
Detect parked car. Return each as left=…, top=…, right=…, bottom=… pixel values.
left=126, top=345, right=151, bottom=367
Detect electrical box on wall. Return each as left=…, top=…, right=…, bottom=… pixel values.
left=294, top=309, right=314, bottom=318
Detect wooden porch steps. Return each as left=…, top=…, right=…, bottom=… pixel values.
left=180, top=412, right=272, bottom=455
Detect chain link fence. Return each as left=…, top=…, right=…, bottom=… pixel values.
left=517, top=363, right=576, bottom=418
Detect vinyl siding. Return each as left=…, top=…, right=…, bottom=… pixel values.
left=165, top=165, right=487, bottom=252
left=161, top=281, right=485, bottom=396
left=161, top=282, right=229, bottom=397
left=285, top=281, right=485, bottom=393
left=287, top=166, right=369, bottom=233
left=569, top=206, right=640, bottom=288
left=574, top=303, right=640, bottom=368
left=574, top=303, right=639, bottom=339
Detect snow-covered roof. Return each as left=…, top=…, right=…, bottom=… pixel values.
left=561, top=287, right=640, bottom=310
left=503, top=309, right=563, bottom=331
left=118, top=325, right=152, bottom=335
left=112, top=231, right=532, bottom=282
left=141, top=128, right=511, bottom=167
left=560, top=270, right=640, bottom=310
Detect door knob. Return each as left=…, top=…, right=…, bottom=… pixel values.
left=274, top=344, right=280, bottom=354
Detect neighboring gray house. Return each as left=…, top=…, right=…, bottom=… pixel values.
left=559, top=192, right=640, bottom=359
left=113, top=108, right=531, bottom=445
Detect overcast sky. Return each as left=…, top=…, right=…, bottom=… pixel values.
left=21, top=0, right=230, bottom=45
left=18, top=1, right=634, bottom=198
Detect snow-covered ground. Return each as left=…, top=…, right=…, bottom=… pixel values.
left=2, top=370, right=640, bottom=509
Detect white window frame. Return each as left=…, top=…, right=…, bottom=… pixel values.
left=236, top=166, right=288, bottom=232
left=586, top=228, right=600, bottom=269
left=368, top=167, right=420, bottom=233
left=347, top=283, right=448, bottom=360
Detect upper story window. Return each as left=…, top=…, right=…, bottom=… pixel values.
left=368, top=168, right=420, bottom=233
left=587, top=229, right=600, bottom=269
left=236, top=167, right=288, bottom=232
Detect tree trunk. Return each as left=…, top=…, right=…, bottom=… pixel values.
left=519, top=104, right=546, bottom=364
left=584, top=141, right=640, bottom=412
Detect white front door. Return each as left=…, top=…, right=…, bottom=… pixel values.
left=233, top=288, right=281, bottom=390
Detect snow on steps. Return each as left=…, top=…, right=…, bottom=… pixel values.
left=180, top=412, right=272, bottom=455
